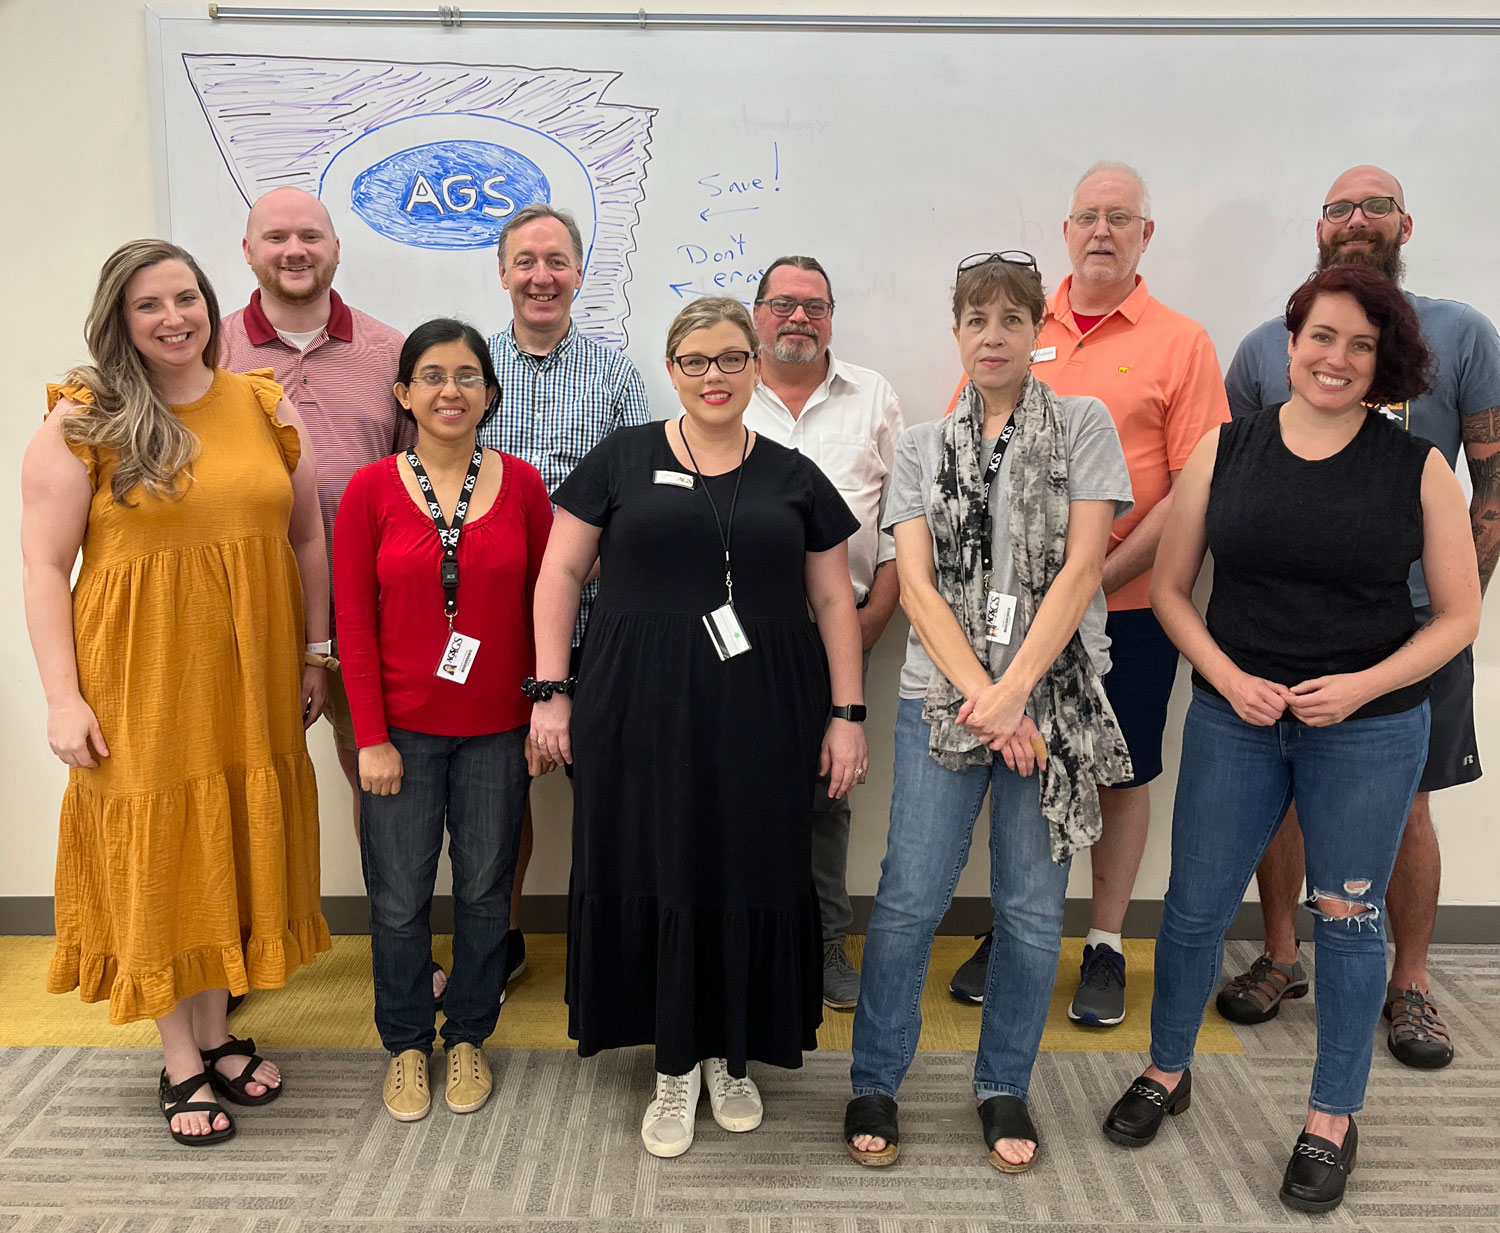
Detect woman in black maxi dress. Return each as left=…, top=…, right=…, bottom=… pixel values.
left=529, top=297, right=866, bottom=1159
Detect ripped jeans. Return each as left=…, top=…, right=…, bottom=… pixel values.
left=1150, top=688, right=1429, bottom=1115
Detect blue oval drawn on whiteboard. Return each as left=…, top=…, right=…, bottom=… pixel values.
left=349, top=141, right=551, bottom=250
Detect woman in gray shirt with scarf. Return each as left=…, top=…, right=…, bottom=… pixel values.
left=846, top=253, right=1133, bottom=1172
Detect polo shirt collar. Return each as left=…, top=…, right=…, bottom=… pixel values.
left=241, top=288, right=353, bottom=345
left=1050, top=275, right=1151, bottom=336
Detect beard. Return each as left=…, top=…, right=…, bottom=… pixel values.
left=1317, top=229, right=1405, bottom=283
left=251, top=256, right=337, bottom=306
left=771, top=327, right=820, bottom=364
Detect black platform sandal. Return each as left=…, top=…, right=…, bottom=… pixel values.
left=160, top=1069, right=235, bottom=1146
left=844, top=1094, right=900, bottom=1166
left=200, top=1036, right=281, bottom=1106
left=978, top=1095, right=1040, bottom=1173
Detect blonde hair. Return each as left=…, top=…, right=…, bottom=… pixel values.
left=665, top=296, right=758, bottom=358
left=61, top=240, right=222, bottom=506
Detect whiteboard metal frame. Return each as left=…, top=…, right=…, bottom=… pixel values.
left=202, top=6, right=1500, bottom=32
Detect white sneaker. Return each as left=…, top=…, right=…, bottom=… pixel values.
left=700, top=1058, right=762, bottom=1132
left=640, top=1068, right=701, bottom=1158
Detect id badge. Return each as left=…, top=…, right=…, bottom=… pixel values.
left=435, top=630, right=481, bottom=683
left=703, top=603, right=752, bottom=661
left=984, top=591, right=1017, bottom=645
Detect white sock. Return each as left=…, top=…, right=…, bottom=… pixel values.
left=1085, top=928, right=1123, bottom=954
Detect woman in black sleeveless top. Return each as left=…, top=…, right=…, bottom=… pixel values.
left=1100, top=266, right=1480, bottom=1213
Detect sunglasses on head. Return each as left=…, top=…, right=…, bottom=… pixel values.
left=956, top=251, right=1040, bottom=279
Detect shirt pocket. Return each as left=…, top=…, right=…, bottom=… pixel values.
left=814, top=431, right=883, bottom=495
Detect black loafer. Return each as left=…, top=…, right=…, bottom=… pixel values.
left=1280, top=1118, right=1357, bottom=1213
left=1102, top=1068, right=1191, bottom=1147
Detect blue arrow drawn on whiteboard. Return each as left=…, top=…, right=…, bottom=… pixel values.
left=699, top=205, right=760, bottom=222
left=668, top=282, right=696, bottom=297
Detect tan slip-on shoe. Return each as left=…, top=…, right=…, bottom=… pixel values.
left=382, top=1049, right=431, bottom=1122
left=445, top=1043, right=493, bottom=1114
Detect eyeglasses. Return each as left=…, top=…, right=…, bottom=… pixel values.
left=1321, top=196, right=1404, bottom=223
left=956, top=251, right=1039, bottom=279
left=410, top=372, right=489, bottom=389
left=671, top=350, right=754, bottom=377
left=1068, top=210, right=1148, bottom=230
left=755, top=296, right=834, bottom=320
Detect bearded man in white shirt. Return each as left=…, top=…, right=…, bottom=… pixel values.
left=743, top=255, right=905, bottom=1011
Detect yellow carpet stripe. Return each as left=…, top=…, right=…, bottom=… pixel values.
left=0, top=934, right=1241, bottom=1054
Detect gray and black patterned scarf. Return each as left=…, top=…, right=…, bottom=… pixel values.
left=922, top=377, right=1132, bottom=862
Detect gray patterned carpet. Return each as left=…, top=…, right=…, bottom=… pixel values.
left=1, top=941, right=1495, bottom=1232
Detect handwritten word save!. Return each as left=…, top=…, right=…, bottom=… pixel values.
left=351, top=140, right=551, bottom=250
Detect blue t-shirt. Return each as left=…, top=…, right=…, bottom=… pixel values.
left=1224, top=292, right=1500, bottom=607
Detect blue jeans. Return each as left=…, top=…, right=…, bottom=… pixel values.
left=1151, top=689, right=1428, bottom=1114
left=851, top=697, right=1071, bottom=1101
left=360, top=725, right=529, bottom=1056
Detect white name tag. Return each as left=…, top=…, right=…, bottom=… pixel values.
left=1030, top=346, right=1057, bottom=363
left=985, top=591, right=1017, bottom=645
left=703, top=603, right=752, bottom=660
left=653, top=469, right=695, bottom=489
left=435, top=630, right=481, bottom=683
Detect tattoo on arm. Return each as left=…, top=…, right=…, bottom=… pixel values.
left=1467, top=446, right=1500, bottom=593
left=1464, top=405, right=1500, bottom=446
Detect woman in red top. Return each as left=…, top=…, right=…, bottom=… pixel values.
left=333, top=318, right=553, bottom=1123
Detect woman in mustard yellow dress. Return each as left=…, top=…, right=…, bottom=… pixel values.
left=19, top=239, right=332, bottom=1145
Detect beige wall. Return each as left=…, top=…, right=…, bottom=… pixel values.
left=3, top=0, right=1497, bottom=910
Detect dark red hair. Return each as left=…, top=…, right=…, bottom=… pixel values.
left=1284, top=265, right=1431, bottom=407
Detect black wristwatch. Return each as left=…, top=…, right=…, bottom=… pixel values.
left=522, top=676, right=577, bottom=702
left=830, top=704, right=867, bottom=722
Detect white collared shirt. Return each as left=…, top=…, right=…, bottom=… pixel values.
left=744, top=348, right=905, bottom=601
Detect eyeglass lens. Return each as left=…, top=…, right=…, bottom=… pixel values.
left=1323, top=197, right=1398, bottom=221
left=675, top=351, right=751, bottom=376
left=415, top=372, right=487, bottom=388
left=763, top=297, right=832, bottom=319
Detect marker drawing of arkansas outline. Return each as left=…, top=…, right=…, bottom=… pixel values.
left=183, top=54, right=655, bottom=348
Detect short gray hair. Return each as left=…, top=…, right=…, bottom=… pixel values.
left=1072, top=160, right=1152, bottom=220
left=497, top=203, right=584, bottom=266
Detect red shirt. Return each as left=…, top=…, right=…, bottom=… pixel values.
left=333, top=451, right=553, bottom=747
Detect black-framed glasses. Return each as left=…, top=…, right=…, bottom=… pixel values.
left=1068, top=210, right=1148, bottom=230
left=754, top=296, right=834, bottom=320
left=1321, top=196, right=1404, bottom=223
left=670, top=350, right=754, bottom=377
left=956, top=251, right=1039, bottom=279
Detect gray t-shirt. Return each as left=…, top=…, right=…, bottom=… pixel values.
left=883, top=395, right=1134, bottom=699
left=1225, top=292, right=1500, bottom=607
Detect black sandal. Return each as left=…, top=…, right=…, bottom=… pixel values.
left=844, top=1094, right=900, bottom=1166
left=978, top=1094, right=1039, bottom=1173
left=200, top=1036, right=281, bottom=1106
left=159, top=1069, right=235, bottom=1146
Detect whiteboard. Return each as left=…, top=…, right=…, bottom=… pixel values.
left=149, top=7, right=1500, bottom=418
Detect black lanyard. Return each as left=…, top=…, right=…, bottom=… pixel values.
left=677, top=417, right=749, bottom=607
left=405, top=446, right=484, bottom=624
left=980, top=421, right=1017, bottom=585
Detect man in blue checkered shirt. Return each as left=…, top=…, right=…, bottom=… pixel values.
left=480, top=202, right=650, bottom=985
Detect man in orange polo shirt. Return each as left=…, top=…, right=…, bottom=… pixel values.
left=945, top=162, right=1229, bottom=1027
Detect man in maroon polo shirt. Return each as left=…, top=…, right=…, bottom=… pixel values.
left=220, top=187, right=427, bottom=998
